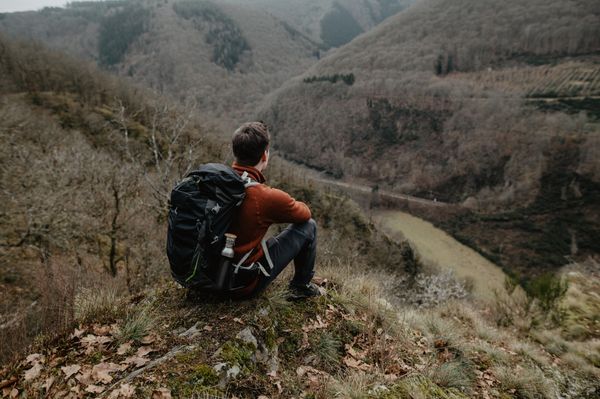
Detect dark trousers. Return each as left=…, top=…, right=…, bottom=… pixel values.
left=251, top=218, right=317, bottom=296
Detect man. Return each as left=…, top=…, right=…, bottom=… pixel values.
left=227, top=122, right=321, bottom=299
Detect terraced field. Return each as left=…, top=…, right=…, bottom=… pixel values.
left=452, top=60, right=600, bottom=98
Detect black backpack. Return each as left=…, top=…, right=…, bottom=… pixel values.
left=166, top=163, right=257, bottom=289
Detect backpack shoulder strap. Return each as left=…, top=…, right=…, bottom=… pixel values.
left=240, top=171, right=261, bottom=188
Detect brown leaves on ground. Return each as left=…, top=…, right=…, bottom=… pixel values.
left=296, top=365, right=333, bottom=391
left=61, top=365, right=81, bottom=379
left=92, top=362, right=124, bottom=384
left=151, top=387, right=172, bottom=399
left=2, top=323, right=164, bottom=398
left=107, top=383, right=136, bottom=398
left=22, top=353, right=45, bottom=382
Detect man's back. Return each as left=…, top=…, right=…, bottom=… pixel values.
left=228, top=163, right=311, bottom=265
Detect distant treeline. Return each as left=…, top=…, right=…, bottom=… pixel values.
left=303, top=73, right=355, bottom=85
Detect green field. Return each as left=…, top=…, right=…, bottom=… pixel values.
left=373, top=209, right=508, bottom=302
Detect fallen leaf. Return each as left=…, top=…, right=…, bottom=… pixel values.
left=92, top=324, right=112, bottom=336
left=23, top=363, right=43, bottom=381
left=85, top=385, right=105, bottom=394
left=345, top=345, right=361, bottom=359
left=136, top=346, right=155, bottom=357
left=71, top=328, right=85, bottom=339
left=140, top=334, right=156, bottom=345
left=342, top=356, right=372, bottom=372
left=434, top=339, right=448, bottom=349
left=80, top=334, right=112, bottom=354
left=42, top=377, right=54, bottom=393
left=152, top=388, right=172, bottom=399
left=61, top=365, right=81, bottom=379
left=274, top=381, right=283, bottom=394
left=257, top=396, right=269, bottom=399
left=203, top=325, right=213, bottom=332
left=122, top=356, right=150, bottom=368
left=300, top=332, right=310, bottom=350
left=9, top=388, right=18, bottom=398
left=0, top=377, right=17, bottom=390
left=266, top=370, right=277, bottom=379
left=91, top=362, right=121, bottom=384
left=312, top=277, right=328, bottom=285
left=302, top=316, right=328, bottom=332
left=118, top=384, right=136, bottom=398
left=25, top=354, right=44, bottom=366
left=75, top=367, right=94, bottom=385
left=233, top=318, right=244, bottom=325
left=117, top=343, right=132, bottom=355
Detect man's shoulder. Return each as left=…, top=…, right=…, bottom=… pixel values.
left=247, top=184, right=292, bottom=201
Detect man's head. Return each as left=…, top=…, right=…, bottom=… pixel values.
left=232, top=121, right=270, bottom=170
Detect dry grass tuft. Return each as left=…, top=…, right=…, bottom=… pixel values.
left=429, top=360, right=476, bottom=392
left=326, top=371, right=378, bottom=399
left=74, top=286, right=121, bottom=324
left=494, top=365, right=558, bottom=399
left=115, top=302, right=157, bottom=344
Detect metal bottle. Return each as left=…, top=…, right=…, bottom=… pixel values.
left=215, top=233, right=236, bottom=291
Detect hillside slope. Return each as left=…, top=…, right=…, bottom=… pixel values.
left=0, top=0, right=413, bottom=131
left=0, top=0, right=318, bottom=130
left=258, top=0, right=600, bottom=275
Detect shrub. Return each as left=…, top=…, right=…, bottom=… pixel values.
left=303, top=73, right=355, bottom=85
left=525, top=273, right=568, bottom=312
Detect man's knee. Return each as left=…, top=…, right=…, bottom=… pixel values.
left=295, top=218, right=317, bottom=240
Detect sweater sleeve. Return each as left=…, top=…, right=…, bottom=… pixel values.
left=265, top=187, right=311, bottom=224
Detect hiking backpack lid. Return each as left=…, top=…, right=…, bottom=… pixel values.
left=166, top=163, right=256, bottom=288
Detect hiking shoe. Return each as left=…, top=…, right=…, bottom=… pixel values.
left=287, top=282, right=323, bottom=301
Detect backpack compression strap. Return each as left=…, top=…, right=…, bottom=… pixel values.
left=231, top=239, right=274, bottom=277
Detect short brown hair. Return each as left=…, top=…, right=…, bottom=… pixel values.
left=232, top=122, right=270, bottom=166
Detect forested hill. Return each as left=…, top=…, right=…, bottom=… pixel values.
left=0, top=0, right=412, bottom=131
left=258, top=0, right=600, bottom=276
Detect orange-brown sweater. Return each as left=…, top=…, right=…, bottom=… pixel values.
left=228, top=163, right=311, bottom=265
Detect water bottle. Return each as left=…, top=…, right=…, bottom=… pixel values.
left=215, top=233, right=236, bottom=291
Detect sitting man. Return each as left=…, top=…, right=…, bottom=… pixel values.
left=227, top=122, right=321, bottom=300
